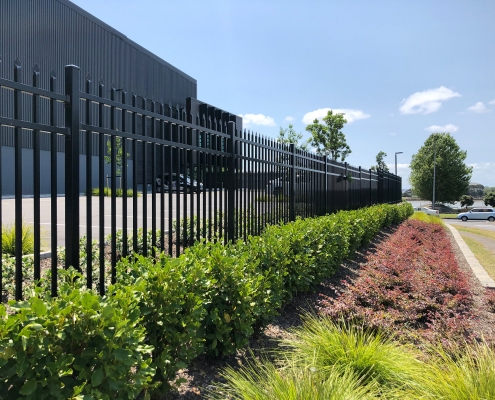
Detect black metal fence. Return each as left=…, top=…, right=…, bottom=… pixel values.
left=0, top=61, right=401, bottom=300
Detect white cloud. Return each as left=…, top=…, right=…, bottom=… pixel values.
left=302, top=108, right=370, bottom=125
left=284, top=116, right=294, bottom=122
left=425, top=124, right=459, bottom=133
left=468, top=162, right=495, bottom=186
left=399, top=86, right=461, bottom=115
left=466, top=102, right=491, bottom=113
left=489, top=99, right=495, bottom=105
left=239, top=113, right=276, bottom=127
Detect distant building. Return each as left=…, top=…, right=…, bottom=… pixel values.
left=467, top=182, right=484, bottom=198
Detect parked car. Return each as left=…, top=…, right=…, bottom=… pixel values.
left=156, top=174, right=203, bottom=192
left=457, top=207, right=495, bottom=222
left=414, top=207, right=439, bottom=216
left=266, top=174, right=309, bottom=196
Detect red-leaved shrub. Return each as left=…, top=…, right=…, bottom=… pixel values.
left=319, top=220, right=475, bottom=344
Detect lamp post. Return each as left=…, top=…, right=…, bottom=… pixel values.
left=432, top=135, right=436, bottom=210
left=394, top=152, right=403, bottom=175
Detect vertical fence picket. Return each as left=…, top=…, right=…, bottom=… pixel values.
left=98, top=78, right=105, bottom=295
left=84, top=74, right=93, bottom=289
left=121, top=87, right=128, bottom=258
left=110, top=84, right=117, bottom=283
left=49, top=70, right=58, bottom=297
left=32, top=65, right=41, bottom=282
left=14, top=58, right=23, bottom=300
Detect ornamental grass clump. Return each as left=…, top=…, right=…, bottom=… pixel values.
left=414, top=340, right=495, bottom=400
left=1, top=221, right=35, bottom=256
left=209, top=356, right=377, bottom=400
left=279, top=313, right=423, bottom=397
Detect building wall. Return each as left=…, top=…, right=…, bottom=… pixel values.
left=1, top=0, right=197, bottom=195
left=0, top=0, right=197, bottom=101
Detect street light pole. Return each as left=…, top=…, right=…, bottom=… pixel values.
left=432, top=136, right=437, bottom=210
left=394, top=152, right=403, bottom=175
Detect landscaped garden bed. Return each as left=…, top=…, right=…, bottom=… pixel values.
left=3, top=203, right=495, bottom=399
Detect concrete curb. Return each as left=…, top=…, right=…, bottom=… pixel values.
left=444, top=222, right=495, bottom=288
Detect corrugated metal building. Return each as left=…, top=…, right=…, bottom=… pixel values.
left=0, top=0, right=197, bottom=103
left=0, top=0, right=241, bottom=195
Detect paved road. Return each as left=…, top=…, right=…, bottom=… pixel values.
left=1, top=191, right=241, bottom=247
left=443, top=218, right=495, bottom=233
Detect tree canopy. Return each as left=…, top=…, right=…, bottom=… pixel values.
left=277, top=124, right=308, bottom=151
left=305, top=110, right=351, bottom=161
left=484, top=192, right=495, bottom=207
left=459, top=194, right=474, bottom=208
left=371, top=151, right=389, bottom=172
left=409, top=133, right=472, bottom=204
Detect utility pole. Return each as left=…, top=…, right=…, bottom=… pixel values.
left=432, top=135, right=436, bottom=210
left=395, top=151, right=403, bottom=175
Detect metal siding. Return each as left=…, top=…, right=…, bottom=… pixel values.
left=0, top=0, right=196, bottom=104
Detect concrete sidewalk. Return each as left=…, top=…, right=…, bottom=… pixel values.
left=444, top=223, right=495, bottom=288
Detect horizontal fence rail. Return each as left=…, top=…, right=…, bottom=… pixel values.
left=0, top=60, right=402, bottom=300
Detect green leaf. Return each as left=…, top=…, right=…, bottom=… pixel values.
left=19, top=378, right=38, bottom=395
left=113, top=348, right=132, bottom=361
left=31, top=298, right=47, bottom=317
left=91, top=368, right=104, bottom=387
left=102, top=306, right=114, bottom=319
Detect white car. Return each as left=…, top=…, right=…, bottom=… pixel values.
left=457, top=207, right=495, bottom=222
left=414, top=207, right=439, bottom=216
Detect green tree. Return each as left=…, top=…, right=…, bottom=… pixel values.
left=484, top=192, right=495, bottom=207
left=459, top=194, right=474, bottom=208
left=484, top=186, right=495, bottom=196
left=305, top=110, right=351, bottom=161
left=371, top=151, right=389, bottom=172
left=277, top=124, right=309, bottom=151
left=104, top=135, right=129, bottom=176
left=409, top=133, right=472, bottom=204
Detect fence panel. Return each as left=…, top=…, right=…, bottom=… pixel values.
left=1, top=60, right=402, bottom=300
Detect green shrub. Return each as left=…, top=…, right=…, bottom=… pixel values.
left=115, top=253, right=206, bottom=394
left=0, top=268, right=154, bottom=400
left=1, top=222, right=35, bottom=256
left=91, top=187, right=138, bottom=197
left=180, top=241, right=275, bottom=357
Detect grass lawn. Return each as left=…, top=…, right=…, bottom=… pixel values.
left=461, top=236, right=495, bottom=280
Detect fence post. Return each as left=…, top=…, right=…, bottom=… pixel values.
left=227, top=121, right=236, bottom=242
left=324, top=156, right=328, bottom=215
left=359, top=166, right=362, bottom=208
left=65, top=65, right=81, bottom=271
left=369, top=168, right=372, bottom=205
left=289, top=143, right=295, bottom=221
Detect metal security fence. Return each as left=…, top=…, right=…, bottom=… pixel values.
left=1, top=61, right=401, bottom=300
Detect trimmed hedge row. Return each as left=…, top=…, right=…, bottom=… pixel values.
left=0, top=203, right=413, bottom=398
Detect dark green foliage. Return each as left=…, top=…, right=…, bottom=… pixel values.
left=179, top=241, right=282, bottom=357
left=409, top=133, right=472, bottom=203
left=305, top=110, right=351, bottom=161
left=115, top=254, right=206, bottom=394
left=484, top=192, right=495, bottom=207
left=0, top=268, right=154, bottom=400
left=460, top=195, right=474, bottom=208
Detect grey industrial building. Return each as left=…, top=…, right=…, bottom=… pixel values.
left=0, top=0, right=240, bottom=196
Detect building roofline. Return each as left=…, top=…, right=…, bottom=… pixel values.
left=58, top=0, right=197, bottom=84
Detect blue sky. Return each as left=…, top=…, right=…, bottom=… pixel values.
left=70, top=0, right=495, bottom=188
